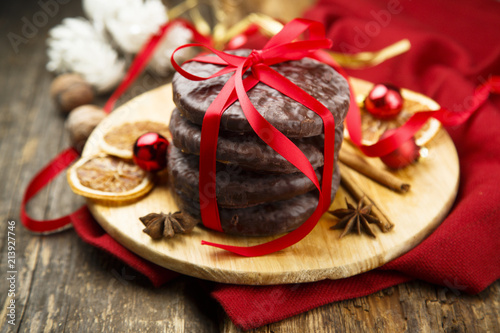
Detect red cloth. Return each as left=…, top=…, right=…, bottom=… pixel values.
left=72, top=0, right=500, bottom=330
left=71, top=207, right=179, bottom=287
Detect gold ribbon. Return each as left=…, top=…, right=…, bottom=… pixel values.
left=167, top=2, right=411, bottom=68
left=329, top=39, right=411, bottom=68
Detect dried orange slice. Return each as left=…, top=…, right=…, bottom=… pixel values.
left=67, top=154, right=154, bottom=201
left=100, top=121, right=170, bottom=159
left=345, top=87, right=441, bottom=146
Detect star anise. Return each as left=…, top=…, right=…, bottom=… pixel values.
left=139, top=211, right=198, bottom=240
left=328, top=197, right=381, bottom=238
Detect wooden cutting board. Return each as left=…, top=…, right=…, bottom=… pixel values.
left=83, top=78, right=459, bottom=285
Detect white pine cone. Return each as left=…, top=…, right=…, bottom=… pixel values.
left=83, top=0, right=133, bottom=22
left=100, top=0, right=168, bottom=54
left=148, top=23, right=195, bottom=76
left=46, top=17, right=126, bottom=94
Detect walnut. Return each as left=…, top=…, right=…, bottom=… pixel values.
left=50, top=73, right=95, bottom=113
left=65, top=105, right=107, bottom=152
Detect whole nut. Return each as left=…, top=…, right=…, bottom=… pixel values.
left=50, top=73, right=95, bottom=113
left=66, top=105, right=107, bottom=152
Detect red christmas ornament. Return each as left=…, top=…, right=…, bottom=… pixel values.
left=365, top=83, right=404, bottom=119
left=133, top=132, right=169, bottom=172
left=379, top=129, right=420, bottom=169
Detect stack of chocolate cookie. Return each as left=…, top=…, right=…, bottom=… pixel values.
left=168, top=50, right=350, bottom=236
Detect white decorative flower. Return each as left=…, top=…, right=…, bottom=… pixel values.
left=46, top=17, right=126, bottom=94
left=148, top=23, right=195, bottom=76
left=83, top=0, right=132, bottom=22
left=102, top=0, right=168, bottom=54
left=83, top=0, right=124, bottom=35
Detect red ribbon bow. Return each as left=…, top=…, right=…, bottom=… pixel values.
left=171, top=18, right=338, bottom=256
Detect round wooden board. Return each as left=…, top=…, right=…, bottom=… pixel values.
left=82, top=78, right=459, bottom=285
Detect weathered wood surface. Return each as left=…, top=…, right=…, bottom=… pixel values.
left=0, top=1, right=498, bottom=332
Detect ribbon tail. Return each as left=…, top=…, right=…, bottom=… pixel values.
left=21, top=147, right=82, bottom=233
left=252, top=64, right=336, bottom=210
left=355, top=76, right=500, bottom=156
left=198, top=75, right=261, bottom=232
left=198, top=77, right=238, bottom=232
left=317, top=47, right=500, bottom=157
left=202, top=203, right=325, bottom=257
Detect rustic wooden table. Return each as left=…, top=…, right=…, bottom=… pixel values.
left=1, top=1, right=498, bottom=332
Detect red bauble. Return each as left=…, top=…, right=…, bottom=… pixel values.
left=365, top=83, right=404, bottom=119
left=379, top=129, right=420, bottom=169
left=133, top=132, right=169, bottom=172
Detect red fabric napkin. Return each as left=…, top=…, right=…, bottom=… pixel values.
left=71, top=207, right=179, bottom=286
left=72, top=0, right=500, bottom=329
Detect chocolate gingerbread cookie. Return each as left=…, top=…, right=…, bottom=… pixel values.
left=172, top=49, right=350, bottom=138
left=169, top=108, right=341, bottom=174
left=168, top=145, right=323, bottom=208
left=173, top=165, right=341, bottom=236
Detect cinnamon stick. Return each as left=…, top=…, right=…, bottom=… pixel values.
left=339, top=164, right=394, bottom=233
left=339, top=149, right=410, bottom=193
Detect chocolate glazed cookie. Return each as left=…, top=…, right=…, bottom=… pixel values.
left=172, top=49, right=350, bottom=138
left=172, top=165, right=341, bottom=236
left=170, top=108, right=331, bottom=174
left=168, top=146, right=322, bottom=208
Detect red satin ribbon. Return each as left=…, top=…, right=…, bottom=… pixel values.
left=346, top=76, right=500, bottom=157
left=171, top=18, right=337, bottom=256
left=310, top=52, right=500, bottom=156
left=21, top=19, right=209, bottom=233
left=21, top=147, right=83, bottom=233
